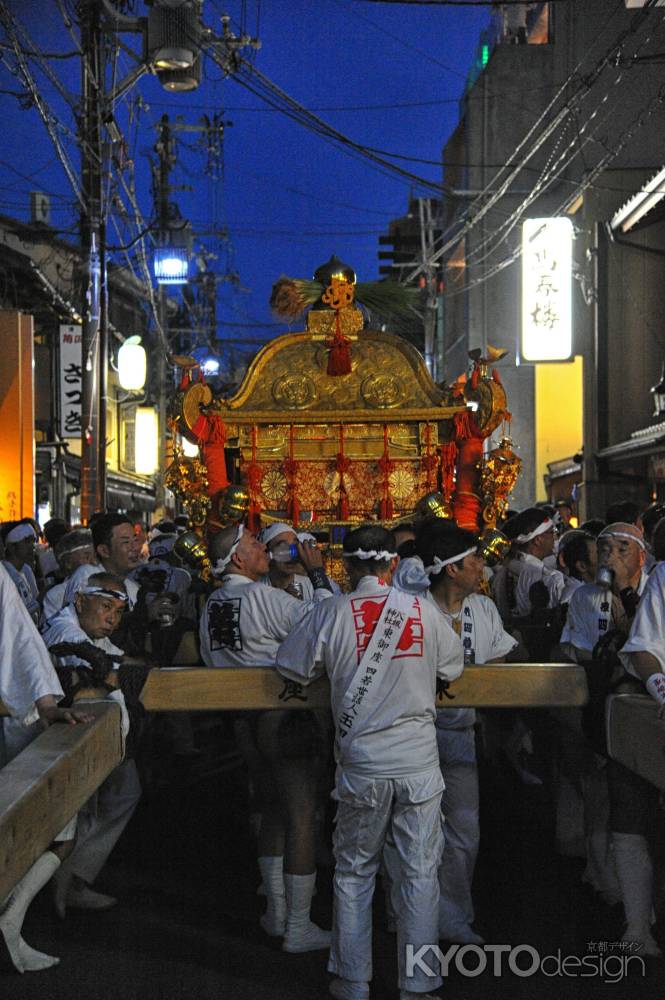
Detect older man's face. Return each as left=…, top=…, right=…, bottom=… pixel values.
left=235, top=532, right=270, bottom=578
left=76, top=592, right=126, bottom=639
left=597, top=532, right=644, bottom=583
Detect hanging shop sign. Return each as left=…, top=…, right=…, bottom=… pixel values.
left=59, top=324, right=83, bottom=438
left=521, top=217, right=573, bottom=362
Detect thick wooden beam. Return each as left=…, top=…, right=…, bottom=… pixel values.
left=606, top=693, right=665, bottom=791
left=0, top=664, right=589, bottom=716
left=0, top=702, right=123, bottom=900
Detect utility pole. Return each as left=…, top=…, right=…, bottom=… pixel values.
left=154, top=115, right=177, bottom=517
left=419, top=198, right=439, bottom=378
left=79, top=0, right=107, bottom=522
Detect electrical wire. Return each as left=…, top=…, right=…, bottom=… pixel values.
left=403, top=0, right=656, bottom=281
left=463, top=8, right=665, bottom=270
left=0, top=3, right=86, bottom=212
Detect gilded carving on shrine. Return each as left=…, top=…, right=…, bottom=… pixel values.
left=166, top=256, right=519, bottom=545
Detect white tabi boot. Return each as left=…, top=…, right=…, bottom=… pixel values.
left=282, top=872, right=331, bottom=953
left=612, top=832, right=662, bottom=958
left=0, top=852, right=61, bottom=973
left=257, top=856, right=286, bottom=937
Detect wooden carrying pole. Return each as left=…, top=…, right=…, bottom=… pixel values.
left=0, top=702, right=124, bottom=901
left=0, top=664, right=589, bottom=716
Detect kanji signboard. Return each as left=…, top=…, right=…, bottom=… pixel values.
left=59, top=325, right=82, bottom=438
left=521, top=217, right=573, bottom=362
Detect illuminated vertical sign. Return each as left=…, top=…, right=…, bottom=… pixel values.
left=59, top=324, right=83, bottom=437
left=521, top=217, right=573, bottom=362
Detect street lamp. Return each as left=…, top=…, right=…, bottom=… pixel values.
left=117, top=336, right=147, bottom=390
left=154, top=246, right=189, bottom=284
left=147, top=1, right=201, bottom=70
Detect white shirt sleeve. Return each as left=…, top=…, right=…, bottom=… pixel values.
left=482, top=596, right=518, bottom=660
left=560, top=587, right=597, bottom=657
left=276, top=600, right=333, bottom=685
left=0, top=565, right=64, bottom=724
left=620, top=564, right=665, bottom=675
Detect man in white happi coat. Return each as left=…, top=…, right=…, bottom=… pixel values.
left=1, top=521, right=40, bottom=620
left=499, top=507, right=567, bottom=618
left=276, top=525, right=464, bottom=1000
left=259, top=522, right=319, bottom=600
left=200, top=524, right=333, bottom=953
left=415, top=522, right=516, bottom=946
left=41, top=528, right=97, bottom=626
left=560, top=523, right=660, bottom=956
left=40, top=571, right=140, bottom=920
left=53, top=514, right=179, bottom=655
left=0, top=564, right=93, bottom=973
left=614, top=549, right=665, bottom=957
left=560, top=523, right=649, bottom=663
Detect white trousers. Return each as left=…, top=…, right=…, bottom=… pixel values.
left=61, top=759, right=141, bottom=884
left=436, top=727, right=479, bottom=933
left=329, top=765, right=444, bottom=993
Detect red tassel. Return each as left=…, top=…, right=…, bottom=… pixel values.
left=379, top=497, right=394, bottom=520
left=327, top=336, right=352, bottom=376
left=326, top=312, right=352, bottom=376
left=288, top=496, right=300, bottom=525
left=338, top=490, right=349, bottom=520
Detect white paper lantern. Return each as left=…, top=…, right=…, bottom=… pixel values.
left=118, top=336, right=147, bottom=391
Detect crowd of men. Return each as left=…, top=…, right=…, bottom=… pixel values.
left=0, top=495, right=664, bottom=994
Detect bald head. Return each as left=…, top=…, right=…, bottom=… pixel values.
left=597, top=521, right=645, bottom=590
left=210, top=526, right=270, bottom=581
left=210, top=525, right=241, bottom=564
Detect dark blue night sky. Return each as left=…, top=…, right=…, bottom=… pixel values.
left=0, top=0, right=490, bottom=360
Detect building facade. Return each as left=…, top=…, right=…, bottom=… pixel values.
left=434, top=0, right=665, bottom=516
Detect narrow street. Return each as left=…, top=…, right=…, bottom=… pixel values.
left=7, top=712, right=664, bottom=1000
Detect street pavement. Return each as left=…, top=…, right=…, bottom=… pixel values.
left=4, top=711, right=664, bottom=999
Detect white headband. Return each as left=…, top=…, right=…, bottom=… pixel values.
left=259, top=522, right=294, bottom=546
left=515, top=518, right=554, bottom=544
left=5, top=523, right=36, bottom=545
left=61, top=541, right=93, bottom=555
left=598, top=529, right=646, bottom=552
left=425, top=546, right=477, bottom=576
left=344, top=548, right=398, bottom=561
left=212, top=524, right=245, bottom=576
left=79, top=585, right=128, bottom=602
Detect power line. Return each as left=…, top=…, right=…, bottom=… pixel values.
left=403, top=0, right=654, bottom=281
left=464, top=8, right=665, bottom=269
